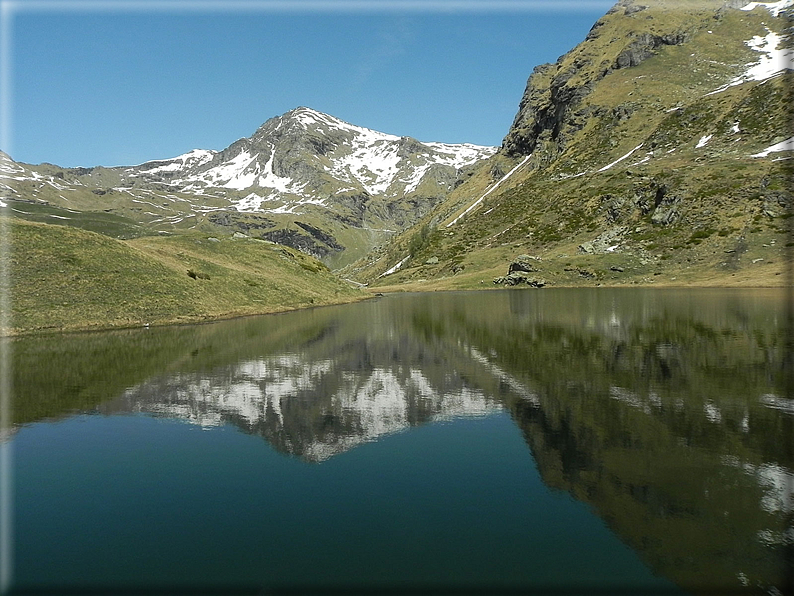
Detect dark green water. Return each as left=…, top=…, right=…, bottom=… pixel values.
left=7, top=288, right=793, bottom=594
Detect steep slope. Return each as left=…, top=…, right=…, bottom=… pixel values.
left=2, top=109, right=495, bottom=267
left=350, top=0, right=792, bottom=288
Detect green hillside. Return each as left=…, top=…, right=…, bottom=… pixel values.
left=346, top=0, right=792, bottom=290
left=7, top=218, right=364, bottom=334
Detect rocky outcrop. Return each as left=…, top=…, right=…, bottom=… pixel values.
left=501, top=0, right=692, bottom=159
left=651, top=195, right=682, bottom=226
left=578, top=226, right=627, bottom=254
left=261, top=228, right=337, bottom=259
left=614, top=32, right=689, bottom=69
left=294, top=221, right=343, bottom=251
left=494, top=255, right=546, bottom=287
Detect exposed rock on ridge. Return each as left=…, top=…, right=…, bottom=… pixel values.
left=502, top=0, right=692, bottom=158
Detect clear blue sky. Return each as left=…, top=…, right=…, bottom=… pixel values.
left=5, top=1, right=612, bottom=167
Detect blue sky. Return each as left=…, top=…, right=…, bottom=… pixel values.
left=5, top=1, right=612, bottom=167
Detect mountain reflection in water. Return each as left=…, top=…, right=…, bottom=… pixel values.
left=12, top=288, right=793, bottom=593
left=113, top=355, right=500, bottom=462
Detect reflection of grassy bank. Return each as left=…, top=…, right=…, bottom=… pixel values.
left=11, top=289, right=790, bottom=592
left=8, top=219, right=365, bottom=335
left=11, top=304, right=345, bottom=424
left=404, top=288, right=790, bottom=594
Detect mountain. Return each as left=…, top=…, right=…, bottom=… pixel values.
left=129, top=107, right=494, bottom=208
left=109, top=353, right=501, bottom=463
left=1, top=108, right=495, bottom=267
left=4, top=0, right=791, bottom=334
left=348, top=0, right=792, bottom=288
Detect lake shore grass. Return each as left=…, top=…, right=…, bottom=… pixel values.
left=6, top=217, right=788, bottom=336
left=6, top=219, right=367, bottom=336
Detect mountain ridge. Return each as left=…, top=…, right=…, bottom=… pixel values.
left=2, top=106, right=496, bottom=266
left=346, top=0, right=792, bottom=288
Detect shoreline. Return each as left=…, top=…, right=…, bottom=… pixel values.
left=7, top=282, right=790, bottom=337
left=3, top=293, right=372, bottom=338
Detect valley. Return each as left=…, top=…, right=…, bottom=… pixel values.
left=2, top=0, right=791, bottom=334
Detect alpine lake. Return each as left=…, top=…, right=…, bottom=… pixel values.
left=7, top=288, right=793, bottom=595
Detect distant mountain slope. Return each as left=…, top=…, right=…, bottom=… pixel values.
left=129, top=107, right=494, bottom=205
left=1, top=108, right=495, bottom=267
left=349, top=0, right=792, bottom=288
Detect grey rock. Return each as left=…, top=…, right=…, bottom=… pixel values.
left=615, top=32, right=689, bottom=70
left=508, top=255, right=538, bottom=273
left=578, top=226, right=626, bottom=254
left=497, top=272, right=546, bottom=287
left=494, top=257, right=546, bottom=287
left=651, top=196, right=681, bottom=225
left=624, top=4, right=648, bottom=15
left=261, top=228, right=332, bottom=259
left=425, top=256, right=439, bottom=265
left=294, top=221, right=343, bottom=250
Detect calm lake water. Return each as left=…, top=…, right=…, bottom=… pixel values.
left=6, top=288, right=793, bottom=594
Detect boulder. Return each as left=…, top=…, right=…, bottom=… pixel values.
left=494, top=269, right=545, bottom=288
left=508, top=254, right=540, bottom=273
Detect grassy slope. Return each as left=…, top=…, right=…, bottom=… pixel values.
left=347, top=2, right=793, bottom=291
left=8, top=218, right=365, bottom=334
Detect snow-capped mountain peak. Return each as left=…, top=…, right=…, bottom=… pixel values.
left=2, top=107, right=497, bottom=263
left=125, top=107, right=496, bottom=213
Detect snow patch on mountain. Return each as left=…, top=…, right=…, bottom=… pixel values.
left=741, top=0, right=793, bottom=17
left=707, top=29, right=792, bottom=95
left=696, top=134, right=713, bottom=148
left=256, top=196, right=328, bottom=215
left=380, top=255, right=410, bottom=277
left=598, top=144, right=643, bottom=172
left=134, top=149, right=216, bottom=175
left=424, top=142, right=498, bottom=169
left=294, top=107, right=400, bottom=143
left=447, top=154, right=531, bottom=227
left=751, top=136, right=794, bottom=157
left=204, top=150, right=258, bottom=189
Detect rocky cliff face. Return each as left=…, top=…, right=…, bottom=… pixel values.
left=502, top=0, right=693, bottom=159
